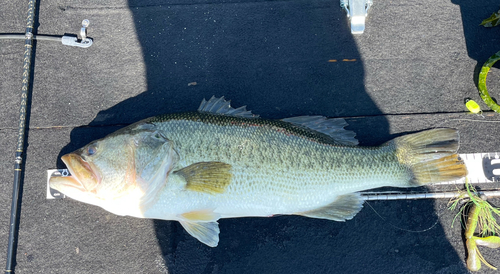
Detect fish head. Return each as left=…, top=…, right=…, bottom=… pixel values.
left=50, top=125, right=178, bottom=216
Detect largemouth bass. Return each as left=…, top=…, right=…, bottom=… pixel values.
left=50, top=96, right=467, bottom=247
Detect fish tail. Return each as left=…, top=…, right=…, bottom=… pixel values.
left=392, top=128, right=467, bottom=186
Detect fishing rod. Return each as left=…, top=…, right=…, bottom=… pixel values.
left=3, top=0, right=92, bottom=271
left=5, top=0, right=37, bottom=272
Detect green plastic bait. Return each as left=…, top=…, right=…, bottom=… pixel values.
left=478, top=51, right=500, bottom=113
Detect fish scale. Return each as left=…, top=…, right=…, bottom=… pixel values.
left=144, top=113, right=423, bottom=215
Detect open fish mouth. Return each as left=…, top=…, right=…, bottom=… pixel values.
left=49, top=173, right=86, bottom=193
left=49, top=153, right=99, bottom=194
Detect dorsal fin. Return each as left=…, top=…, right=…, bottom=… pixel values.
left=282, top=116, right=358, bottom=146
left=198, top=96, right=259, bottom=118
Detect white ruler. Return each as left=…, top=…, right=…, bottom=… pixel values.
left=362, top=152, right=500, bottom=200
left=46, top=152, right=500, bottom=200
left=435, top=152, right=500, bottom=185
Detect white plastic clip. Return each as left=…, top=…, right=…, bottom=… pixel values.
left=61, top=19, right=93, bottom=48
left=340, top=0, right=373, bottom=34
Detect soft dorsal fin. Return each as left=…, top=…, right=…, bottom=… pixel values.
left=282, top=116, right=358, bottom=146
left=174, top=162, right=233, bottom=195
left=198, top=96, right=259, bottom=118
left=298, top=193, right=364, bottom=221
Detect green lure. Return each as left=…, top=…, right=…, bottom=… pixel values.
left=478, top=9, right=500, bottom=113
left=478, top=51, right=500, bottom=113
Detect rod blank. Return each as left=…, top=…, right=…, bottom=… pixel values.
left=5, top=0, right=36, bottom=273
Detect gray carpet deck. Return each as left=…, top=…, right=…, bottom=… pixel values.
left=1, top=0, right=499, bottom=273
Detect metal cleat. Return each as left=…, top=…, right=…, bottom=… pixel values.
left=61, top=19, right=93, bottom=48
left=340, top=0, right=373, bottom=34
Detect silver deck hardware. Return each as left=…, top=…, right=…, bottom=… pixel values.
left=0, top=19, right=93, bottom=48
left=340, top=0, right=373, bottom=34
left=61, top=19, right=93, bottom=48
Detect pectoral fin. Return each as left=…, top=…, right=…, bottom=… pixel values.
left=298, top=193, right=364, bottom=221
left=174, top=162, right=232, bottom=195
left=179, top=220, right=220, bottom=247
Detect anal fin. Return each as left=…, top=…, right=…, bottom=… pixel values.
left=179, top=220, right=220, bottom=247
left=298, top=193, right=364, bottom=221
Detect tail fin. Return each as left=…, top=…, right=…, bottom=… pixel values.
left=392, top=128, right=467, bottom=185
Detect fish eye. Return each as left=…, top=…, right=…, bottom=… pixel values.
left=87, top=144, right=97, bottom=156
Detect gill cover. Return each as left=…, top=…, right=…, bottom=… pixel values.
left=51, top=125, right=178, bottom=216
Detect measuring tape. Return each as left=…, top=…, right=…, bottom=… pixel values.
left=441, top=152, right=500, bottom=184
left=46, top=152, right=500, bottom=200
left=362, top=152, right=500, bottom=200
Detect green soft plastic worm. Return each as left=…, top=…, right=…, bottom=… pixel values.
left=478, top=51, right=500, bottom=113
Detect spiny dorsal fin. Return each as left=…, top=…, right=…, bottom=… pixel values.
left=174, top=162, right=232, bottom=195
left=282, top=116, right=358, bottom=146
left=298, top=193, right=364, bottom=221
left=198, top=96, right=259, bottom=118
